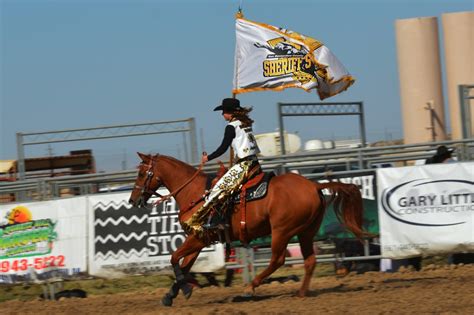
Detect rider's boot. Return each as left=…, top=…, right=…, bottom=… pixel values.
left=202, top=212, right=223, bottom=230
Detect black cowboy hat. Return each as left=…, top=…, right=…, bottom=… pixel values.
left=434, top=145, right=455, bottom=158
left=213, top=98, right=242, bottom=113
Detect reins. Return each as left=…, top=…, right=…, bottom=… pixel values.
left=152, top=162, right=204, bottom=206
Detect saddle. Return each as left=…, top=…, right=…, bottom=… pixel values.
left=231, top=172, right=274, bottom=204
left=206, top=162, right=274, bottom=204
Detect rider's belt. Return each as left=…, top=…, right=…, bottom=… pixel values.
left=237, top=155, right=258, bottom=163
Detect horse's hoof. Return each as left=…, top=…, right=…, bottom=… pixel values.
left=232, top=295, right=254, bottom=302
left=243, top=286, right=255, bottom=297
left=161, top=294, right=173, bottom=307
left=181, top=283, right=193, bottom=299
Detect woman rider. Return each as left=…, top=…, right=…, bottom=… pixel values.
left=183, top=98, right=261, bottom=234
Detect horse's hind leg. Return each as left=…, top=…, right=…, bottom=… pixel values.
left=245, top=232, right=290, bottom=295
left=297, top=212, right=324, bottom=297
left=296, top=230, right=317, bottom=297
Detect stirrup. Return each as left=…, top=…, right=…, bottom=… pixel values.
left=202, top=221, right=225, bottom=230
left=203, top=210, right=218, bottom=230
left=202, top=222, right=216, bottom=230
left=202, top=222, right=224, bottom=230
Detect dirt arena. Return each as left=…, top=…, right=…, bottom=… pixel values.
left=2, top=264, right=474, bottom=314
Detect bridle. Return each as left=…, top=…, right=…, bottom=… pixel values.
left=135, top=155, right=164, bottom=200
left=135, top=154, right=204, bottom=207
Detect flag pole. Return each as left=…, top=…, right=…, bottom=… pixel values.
left=229, top=92, right=236, bottom=166
left=230, top=6, right=242, bottom=167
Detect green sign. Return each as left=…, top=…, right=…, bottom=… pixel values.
left=0, top=219, right=57, bottom=259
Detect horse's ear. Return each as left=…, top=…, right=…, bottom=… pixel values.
left=137, top=152, right=149, bottom=162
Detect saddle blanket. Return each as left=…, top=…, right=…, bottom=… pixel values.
left=232, top=172, right=275, bottom=204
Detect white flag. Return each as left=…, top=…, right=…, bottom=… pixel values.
left=233, top=13, right=355, bottom=99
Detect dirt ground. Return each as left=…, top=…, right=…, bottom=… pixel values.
left=2, top=264, right=474, bottom=315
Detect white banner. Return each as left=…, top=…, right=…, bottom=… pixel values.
left=0, top=197, right=88, bottom=282
left=233, top=13, right=354, bottom=99
left=88, top=190, right=225, bottom=277
left=377, top=162, right=474, bottom=258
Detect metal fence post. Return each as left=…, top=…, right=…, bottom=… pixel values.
left=16, top=132, right=27, bottom=201
left=359, top=102, right=367, bottom=148
left=237, top=247, right=250, bottom=285
left=363, top=239, right=370, bottom=256
left=248, top=247, right=256, bottom=280
left=16, top=132, right=26, bottom=181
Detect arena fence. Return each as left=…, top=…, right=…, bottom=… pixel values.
left=229, top=242, right=383, bottom=284
left=1, top=139, right=473, bottom=202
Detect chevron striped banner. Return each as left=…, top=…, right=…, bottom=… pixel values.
left=87, top=191, right=225, bottom=276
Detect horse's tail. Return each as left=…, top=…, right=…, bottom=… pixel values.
left=315, top=182, right=369, bottom=240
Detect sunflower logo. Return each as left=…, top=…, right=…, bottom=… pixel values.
left=6, top=206, right=33, bottom=225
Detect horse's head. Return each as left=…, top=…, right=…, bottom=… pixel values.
left=129, top=152, right=163, bottom=207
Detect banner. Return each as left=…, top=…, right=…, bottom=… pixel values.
left=0, top=198, right=88, bottom=283
left=247, top=171, right=378, bottom=246
left=377, top=162, right=474, bottom=259
left=88, top=190, right=225, bottom=277
left=233, top=12, right=355, bottom=99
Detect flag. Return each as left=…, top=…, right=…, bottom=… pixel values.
left=233, top=13, right=355, bottom=100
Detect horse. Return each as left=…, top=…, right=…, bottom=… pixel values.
left=129, top=152, right=367, bottom=306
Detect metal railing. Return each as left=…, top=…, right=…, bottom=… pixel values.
left=1, top=138, right=473, bottom=203
left=227, top=240, right=382, bottom=284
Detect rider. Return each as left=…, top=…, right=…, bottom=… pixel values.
left=186, top=98, right=261, bottom=232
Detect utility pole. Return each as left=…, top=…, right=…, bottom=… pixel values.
left=425, top=100, right=436, bottom=141
left=200, top=128, right=205, bottom=154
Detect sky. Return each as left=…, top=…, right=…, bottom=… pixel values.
left=1, top=0, right=472, bottom=172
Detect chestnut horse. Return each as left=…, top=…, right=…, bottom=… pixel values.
left=129, top=153, right=367, bottom=306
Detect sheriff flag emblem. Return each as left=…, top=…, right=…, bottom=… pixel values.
left=233, top=12, right=355, bottom=100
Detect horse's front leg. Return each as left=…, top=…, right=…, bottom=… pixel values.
left=163, top=253, right=199, bottom=304
left=162, top=234, right=206, bottom=307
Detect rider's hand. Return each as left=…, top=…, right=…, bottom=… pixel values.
left=201, top=153, right=208, bottom=164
